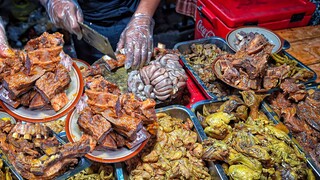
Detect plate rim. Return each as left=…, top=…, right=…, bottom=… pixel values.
left=226, top=26, right=284, bottom=53
left=73, top=58, right=90, bottom=68
left=0, top=62, right=84, bottom=123
left=65, top=108, right=148, bottom=163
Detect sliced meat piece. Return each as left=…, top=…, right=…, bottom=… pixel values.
left=85, top=75, right=120, bottom=94
left=102, top=109, right=142, bottom=141
left=138, top=99, right=157, bottom=124
left=20, top=90, right=37, bottom=107
left=125, top=128, right=150, bottom=149
left=95, top=134, right=117, bottom=151
left=77, top=109, right=112, bottom=143
left=297, top=101, right=320, bottom=132
left=26, top=46, right=62, bottom=74
left=2, top=67, right=45, bottom=99
left=0, top=51, right=25, bottom=81
left=0, top=85, right=20, bottom=108
left=24, top=32, right=64, bottom=51
left=280, top=79, right=305, bottom=94
left=29, top=93, right=52, bottom=110
left=60, top=134, right=95, bottom=158
left=35, top=64, right=71, bottom=102
left=266, top=64, right=291, bottom=79
left=50, top=92, right=68, bottom=112
left=263, top=76, right=278, bottom=89
left=40, top=158, right=78, bottom=180
left=86, top=90, right=118, bottom=113
left=109, top=132, right=126, bottom=148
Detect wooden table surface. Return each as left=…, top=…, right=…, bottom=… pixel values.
left=275, top=25, right=320, bottom=83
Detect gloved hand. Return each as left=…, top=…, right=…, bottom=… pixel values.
left=0, top=18, right=12, bottom=58
left=117, top=13, right=155, bottom=70
left=45, top=0, right=83, bottom=39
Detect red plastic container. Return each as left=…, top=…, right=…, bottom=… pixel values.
left=194, top=0, right=316, bottom=39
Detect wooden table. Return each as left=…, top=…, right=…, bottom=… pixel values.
left=275, top=25, right=320, bottom=83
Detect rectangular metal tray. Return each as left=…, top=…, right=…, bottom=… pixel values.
left=0, top=154, right=23, bottom=180
left=262, top=83, right=320, bottom=178
left=174, top=37, right=234, bottom=99
left=191, top=97, right=319, bottom=179
left=115, top=105, right=213, bottom=179
left=173, top=36, right=317, bottom=99
left=1, top=127, right=91, bottom=180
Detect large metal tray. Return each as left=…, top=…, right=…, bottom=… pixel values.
left=0, top=121, right=91, bottom=180
left=262, top=83, right=320, bottom=178
left=174, top=36, right=317, bottom=99
left=0, top=154, right=23, bottom=180
left=191, top=97, right=318, bottom=179
left=174, top=37, right=234, bottom=99
left=116, top=105, right=214, bottom=179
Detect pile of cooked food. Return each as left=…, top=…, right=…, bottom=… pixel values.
left=0, top=118, right=94, bottom=179
left=75, top=68, right=157, bottom=151
left=213, top=34, right=314, bottom=91
left=184, top=43, right=237, bottom=97
left=68, top=162, right=113, bottom=180
left=0, top=32, right=73, bottom=111
left=127, top=113, right=211, bottom=179
left=268, top=82, right=320, bottom=168
left=197, top=91, right=315, bottom=179
left=0, top=158, right=13, bottom=179
left=233, top=31, right=268, bottom=51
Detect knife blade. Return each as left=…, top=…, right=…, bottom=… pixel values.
left=79, top=22, right=116, bottom=59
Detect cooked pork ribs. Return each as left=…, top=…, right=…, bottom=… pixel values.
left=0, top=121, right=94, bottom=180
left=35, top=64, right=71, bottom=102
left=0, top=32, right=73, bottom=111
left=78, top=108, right=112, bottom=143
left=77, top=73, right=157, bottom=151
left=2, top=67, right=45, bottom=99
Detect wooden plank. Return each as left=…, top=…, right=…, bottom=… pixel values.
left=285, top=37, right=320, bottom=66
left=275, top=25, right=320, bottom=42
left=308, top=63, right=320, bottom=83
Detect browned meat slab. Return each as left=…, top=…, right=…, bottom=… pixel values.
left=26, top=46, right=62, bottom=74
left=2, top=67, right=45, bottom=99
left=29, top=92, right=51, bottom=110
left=50, top=92, right=69, bottom=112
left=35, top=64, right=70, bottom=102
left=78, top=108, right=112, bottom=143
left=96, top=134, right=117, bottom=150
left=24, top=32, right=64, bottom=51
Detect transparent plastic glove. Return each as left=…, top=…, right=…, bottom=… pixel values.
left=117, top=13, right=155, bottom=70
left=0, top=18, right=13, bottom=58
left=45, top=0, right=83, bottom=39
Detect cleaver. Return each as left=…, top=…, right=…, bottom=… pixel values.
left=79, top=22, right=116, bottom=60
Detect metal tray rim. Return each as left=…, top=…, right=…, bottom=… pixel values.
left=191, top=97, right=319, bottom=179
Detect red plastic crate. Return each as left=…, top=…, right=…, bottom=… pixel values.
left=194, top=0, right=316, bottom=39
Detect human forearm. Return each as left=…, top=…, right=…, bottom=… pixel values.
left=134, top=0, right=161, bottom=17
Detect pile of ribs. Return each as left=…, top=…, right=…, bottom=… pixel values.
left=76, top=71, right=157, bottom=151
left=0, top=32, right=73, bottom=111
left=269, top=80, right=320, bottom=168
left=0, top=120, right=95, bottom=179
left=214, top=34, right=291, bottom=91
